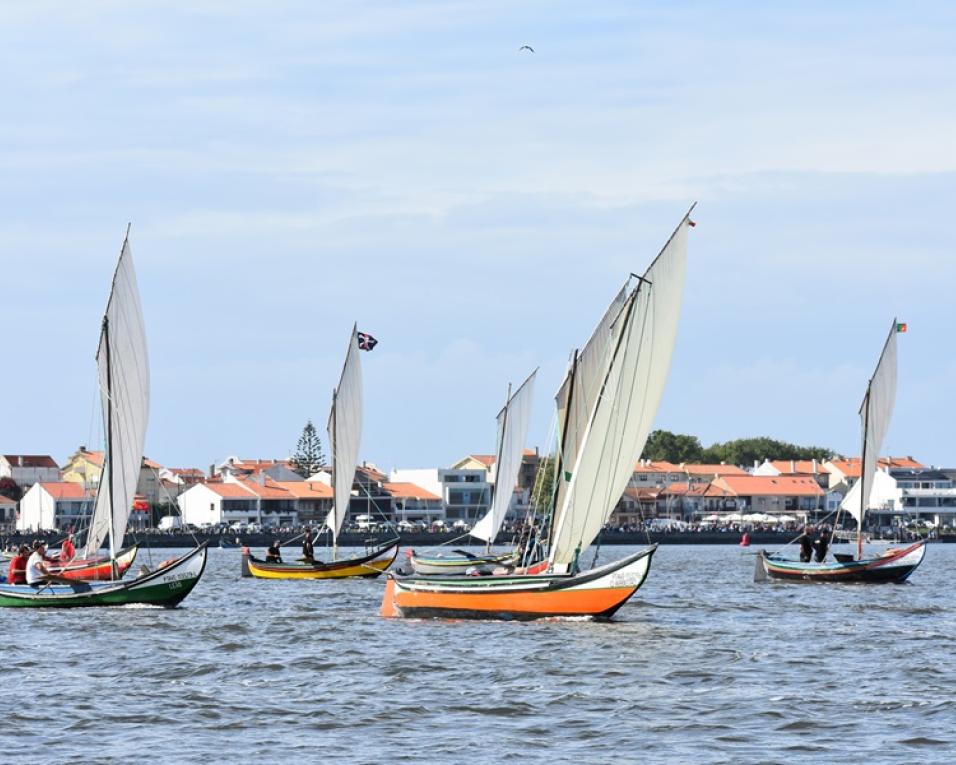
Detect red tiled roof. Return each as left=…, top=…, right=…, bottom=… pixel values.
left=203, top=482, right=258, bottom=499
left=683, top=464, right=747, bottom=476
left=76, top=450, right=105, bottom=466
left=142, top=457, right=163, bottom=469
left=623, top=487, right=662, bottom=500
left=827, top=456, right=924, bottom=479
left=633, top=461, right=680, bottom=473
left=2, top=455, right=58, bottom=468
left=382, top=482, right=441, bottom=501
left=768, top=460, right=823, bottom=475
left=0, top=495, right=16, bottom=505
left=663, top=482, right=711, bottom=497
left=38, top=482, right=91, bottom=500
left=716, top=475, right=824, bottom=497
left=275, top=481, right=333, bottom=499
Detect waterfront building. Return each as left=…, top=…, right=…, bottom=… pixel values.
left=859, top=467, right=956, bottom=529
left=178, top=475, right=298, bottom=528
left=389, top=467, right=489, bottom=524
left=698, top=475, right=824, bottom=518
left=0, top=494, right=16, bottom=525
left=215, top=456, right=303, bottom=482
left=0, top=454, right=60, bottom=489
left=16, top=481, right=94, bottom=531
left=61, top=446, right=174, bottom=508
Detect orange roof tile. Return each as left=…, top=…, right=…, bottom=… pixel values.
left=382, top=482, right=441, bottom=501
left=716, top=475, right=824, bottom=497
left=633, top=461, right=680, bottom=473
left=768, top=460, right=823, bottom=475
left=2, top=455, right=58, bottom=468
left=77, top=450, right=105, bottom=467
left=683, top=464, right=748, bottom=476
left=38, top=482, right=91, bottom=500
left=274, top=481, right=333, bottom=499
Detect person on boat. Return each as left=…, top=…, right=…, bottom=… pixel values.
left=814, top=526, right=831, bottom=563
left=6, top=545, right=30, bottom=585
left=59, top=533, right=76, bottom=564
left=798, top=525, right=815, bottom=563
left=25, top=541, right=73, bottom=586
left=265, top=540, right=283, bottom=563
left=301, top=529, right=315, bottom=563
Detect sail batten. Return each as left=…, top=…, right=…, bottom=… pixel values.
left=326, top=326, right=363, bottom=543
left=83, top=238, right=150, bottom=558
left=471, top=370, right=537, bottom=543
left=549, top=212, right=692, bottom=569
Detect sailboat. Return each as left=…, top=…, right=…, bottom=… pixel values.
left=0, top=230, right=208, bottom=608
left=381, top=207, right=694, bottom=619
left=241, top=325, right=399, bottom=579
left=408, top=370, right=537, bottom=575
left=755, top=319, right=926, bottom=583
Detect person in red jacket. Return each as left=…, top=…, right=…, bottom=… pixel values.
left=7, top=545, right=30, bottom=585
left=60, top=534, right=76, bottom=564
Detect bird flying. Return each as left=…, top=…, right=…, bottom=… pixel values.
left=518, top=45, right=534, bottom=53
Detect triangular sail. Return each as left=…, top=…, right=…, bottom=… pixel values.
left=549, top=211, right=692, bottom=569
left=326, top=325, right=363, bottom=542
left=843, top=320, right=899, bottom=528
left=83, top=236, right=150, bottom=557
left=470, top=370, right=537, bottom=543
left=551, top=285, right=629, bottom=537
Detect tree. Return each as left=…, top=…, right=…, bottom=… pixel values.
left=530, top=456, right=556, bottom=516
left=641, top=430, right=704, bottom=463
left=291, top=420, right=326, bottom=477
left=0, top=477, right=22, bottom=502
left=701, top=437, right=833, bottom=466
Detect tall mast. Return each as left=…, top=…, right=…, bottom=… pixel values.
left=487, top=383, right=511, bottom=553
left=857, top=393, right=870, bottom=560
left=547, top=349, right=578, bottom=554
left=330, top=386, right=338, bottom=562
left=102, top=315, right=116, bottom=563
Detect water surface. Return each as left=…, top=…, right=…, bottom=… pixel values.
left=5, top=543, right=953, bottom=763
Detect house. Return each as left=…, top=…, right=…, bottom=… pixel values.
left=178, top=476, right=299, bottom=528
left=215, top=456, right=303, bottom=482
left=823, top=456, right=924, bottom=491
left=16, top=482, right=95, bottom=532
left=700, top=475, right=825, bottom=517
left=61, top=446, right=171, bottom=506
left=611, top=487, right=663, bottom=526
left=389, top=467, right=489, bottom=524
left=381, top=482, right=443, bottom=523
left=0, top=455, right=60, bottom=489
left=658, top=482, right=711, bottom=520
left=273, top=481, right=333, bottom=524
left=445, top=449, right=540, bottom=519
left=0, top=494, right=17, bottom=525
left=861, top=467, right=956, bottom=528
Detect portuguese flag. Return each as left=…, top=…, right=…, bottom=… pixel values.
left=896, top=322, right=907, bottom=333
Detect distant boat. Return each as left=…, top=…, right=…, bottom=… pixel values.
left=755, top=319, right=926, bottom=583
left=1, top=230, right=208, bottom=608
left=382, top=207, right=694, bottom=619
left=408, top=370, right=537, bottom=575
left=242, top=325, right=398, bottom=580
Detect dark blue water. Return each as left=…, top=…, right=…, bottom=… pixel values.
left=4, top=544, right=953, bottom=763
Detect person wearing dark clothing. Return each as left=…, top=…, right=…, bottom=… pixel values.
left=798, top=526, right=815, bottom=563
left=301, top=530, right=315, bottom=563
left=265, top=540, right=283, bottom=563
left=814, top=527, right=831, bottom=563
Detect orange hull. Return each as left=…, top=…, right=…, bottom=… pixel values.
left=381, top=546, right=656, bottom=621
left=49, top=545, right=139, bottom=581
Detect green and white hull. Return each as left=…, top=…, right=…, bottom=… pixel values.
left=0, top=544, right=207, bottom=608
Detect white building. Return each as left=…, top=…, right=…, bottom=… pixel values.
left=389, top=467, right=491, bottom=523
left=178, top=476, right=304, bottom=528
left=17, top=482, right=94, bottom=532
left=0, top=455, right=60, bottom=489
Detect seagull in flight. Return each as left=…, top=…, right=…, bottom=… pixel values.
left=518, top=45, right=534, bottom=53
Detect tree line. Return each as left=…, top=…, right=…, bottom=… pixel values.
left=640, top=430, right=834, bottom=467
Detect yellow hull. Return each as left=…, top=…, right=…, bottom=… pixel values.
left=242, top=541, right=399, bottom=580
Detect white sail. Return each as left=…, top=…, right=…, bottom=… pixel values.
left=470, top=370, right=537, bottom=543
left=846, top=321, right=899, bottom=527
left=549, top=214, right=691, bottom=569
left=551, top=285, right=629, bottom=533
left=326, top=326, right=363, bottom=542
left=83, top=237, right=150, bottom=557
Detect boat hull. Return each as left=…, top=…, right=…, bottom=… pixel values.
left=408, top=550, right=518, bottom=575
left=382, top=546, right=656, bottom=620
left=241, top=539, right=399, bottom=580
left=49, top=545, right=139, bottom=581
left=755, top=541, right=926, bottom=583
left=0, top=545, right=207, bottom=608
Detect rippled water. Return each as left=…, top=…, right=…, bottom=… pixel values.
left=5, top=543, right=954, bottom=763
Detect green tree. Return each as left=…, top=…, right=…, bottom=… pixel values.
left=701, top=437, right=833, bottom=466
left=0, top=477, right=22, bottom=501
left=640, top=430, right=704, bottom=463
left=530, top=456, right=556, bottom=516
left=291, top=420, right=326, bottom=477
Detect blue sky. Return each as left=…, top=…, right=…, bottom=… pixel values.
left=2, top=1, right=954, bottom=472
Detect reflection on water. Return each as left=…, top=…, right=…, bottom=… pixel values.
left=4, top=544, right=954, bottom=763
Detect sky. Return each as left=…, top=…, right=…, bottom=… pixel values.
left=1, top=1, right=954, bottom=473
